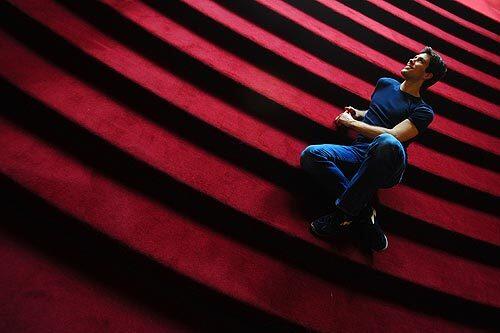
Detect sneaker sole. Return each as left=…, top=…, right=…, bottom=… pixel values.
left=310, top=220, right=353, bottom=239
left=370, top=208, right=388, bottom=252
left=373, top=234, right=389, bottom=252
left=309, top=224, right=334, bottom=240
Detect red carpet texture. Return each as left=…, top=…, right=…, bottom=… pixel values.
left=1, top=0, right=499, bottom=332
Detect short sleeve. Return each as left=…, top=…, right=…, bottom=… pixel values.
left=408, top=106, right=434, bottom=135
left=371, top=78, right=389, bottom=99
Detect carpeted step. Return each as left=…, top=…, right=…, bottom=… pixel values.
left=1, top=43, right=498, bottom=310
left=133, top=0, right=499, bottom=153
left=1, top=118, right=495, bottom=332
left=1, top=0, right=499, bottom=331
left=106, top=0, right=500, bottom=156
left=1, top=176, right=304, bottom=333
left=235, top=0, right=500, bottom=113
left=1, top=7, right=497, bottom=237
left=282, top=0, right=499, bottom=105
left=393, top=0, right=498, bottom=46
left=3, top=0, right=498, bottom=191
left=359, top=0, right=498, bottom=65
left=431, top=0, right=500, bottom=33
left=332, top=0, right=500, bottom=77
left=0, top=211, right=197, bottom=333
left=199, top=0, right=499, bottom=123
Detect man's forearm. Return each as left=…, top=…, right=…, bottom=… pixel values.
left=358, top=110, right=368, bottom=119
left=348, top=120, right=393, bottom=139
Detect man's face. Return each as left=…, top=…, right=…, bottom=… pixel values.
left=401, top=53, right=433, bottom=81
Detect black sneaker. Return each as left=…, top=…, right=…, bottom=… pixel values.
left=310, top=207, right=354, bottom=239
left=358, top=208, right=388, bottom=252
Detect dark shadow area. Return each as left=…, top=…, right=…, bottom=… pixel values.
left=49, top=0, right=500, bottom=172
left=282, top=0, right=500, bottom=105
left=0, top=175, right=308, bottom=333
left=402, top=166, right=498, bottom=216
left=378, top=205, right=500, bottom=268
left=335, top=0, right=500, bottom=78
left=422, top=94, right=499, bottom=141
left=1, top=83, right=498, bottom=330
left=386, top=0, right=499, bottom=53
left=427, top=0, right=500, bottom=33
left=418, top=131, right=500, bottom=174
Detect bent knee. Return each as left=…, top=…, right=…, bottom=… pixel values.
left=374, top=134, right=404, bottom=160
left=300, top=145, right=316, bottom=169
left=300, top=145, right=329, bottom=169
left=375, top=133, right=402, bottom=149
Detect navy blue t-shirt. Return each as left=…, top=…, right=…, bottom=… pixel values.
left=352, top=77, right=434, bottom=151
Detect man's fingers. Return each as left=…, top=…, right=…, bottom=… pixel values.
left=344, top=107, right=354, bottom=115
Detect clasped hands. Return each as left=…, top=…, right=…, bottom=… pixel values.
left=334, top=106, right=358, bottom=128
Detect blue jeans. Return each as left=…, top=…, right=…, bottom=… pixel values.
left=300, top=133, right=407, bottom=216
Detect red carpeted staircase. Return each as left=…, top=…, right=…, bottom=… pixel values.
left=1, top=0, right=499, bottom=332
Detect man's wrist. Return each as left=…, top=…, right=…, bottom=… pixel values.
left=347, top=119, right=358, bottom=128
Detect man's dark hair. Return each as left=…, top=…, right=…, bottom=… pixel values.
left=419, top=46, right=447, bottom=91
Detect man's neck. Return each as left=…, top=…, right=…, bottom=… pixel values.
left=400, top=80, right=422, bottom=98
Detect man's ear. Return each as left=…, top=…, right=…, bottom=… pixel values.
left=423, top=72, right=433, bottom=81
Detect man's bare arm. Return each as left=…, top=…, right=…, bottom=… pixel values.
left=390, top=119, right=419, bottom=142
left=348, top=118, right=419, bottom=143
left=358, top=110, right=368, bottom=119
left=348, top=121, right=392, bottom=139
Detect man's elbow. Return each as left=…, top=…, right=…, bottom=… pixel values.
left=389, top=129, right=418, bottom=143
left=387, top=129, right=402, bottom=142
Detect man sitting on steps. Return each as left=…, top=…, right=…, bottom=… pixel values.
left=300, top=46, right=447, bottom=252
